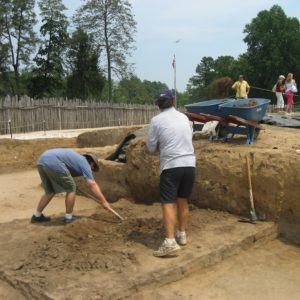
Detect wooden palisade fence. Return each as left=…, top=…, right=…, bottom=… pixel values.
left=0, top=96, right=159, bottom=135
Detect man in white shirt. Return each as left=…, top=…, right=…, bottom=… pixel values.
left=147, top=88, right=196, bottom=257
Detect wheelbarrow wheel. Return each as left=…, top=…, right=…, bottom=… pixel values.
left=215, top=123, right=227, bottom=138
left=254, top=128, right=261, bottom=139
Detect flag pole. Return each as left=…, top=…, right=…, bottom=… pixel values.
left=173, top=54, right=177, bottom=107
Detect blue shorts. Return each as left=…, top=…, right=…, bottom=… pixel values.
left=160, top=167, right=195, bottom=203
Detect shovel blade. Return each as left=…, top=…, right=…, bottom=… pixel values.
left=250, top=208, right=258, bottom=223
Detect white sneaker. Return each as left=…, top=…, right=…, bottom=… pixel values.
left=153, top=240, right=181, bottom=257
left=176, top=233, right=187, bottom=246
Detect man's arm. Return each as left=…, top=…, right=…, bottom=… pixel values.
left=85, top=179, right=110, bottom=209
left=147, top=121, right=158, bottom=153
left=246, top=82, right=250, bottom=94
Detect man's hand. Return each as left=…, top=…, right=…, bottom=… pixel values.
left=101, top=199, right=111, bottom=210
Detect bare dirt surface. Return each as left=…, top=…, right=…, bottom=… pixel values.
left=131, top=239, right=300, bottom=300
left=1, top=125, right=300, bottom=299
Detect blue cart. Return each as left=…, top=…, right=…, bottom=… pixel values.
left=185, top=99, right=234, bottom=116
left=185, top=98, right=270, bottom=144
left=218, top=98, right=270, bottom=144
left=185, top=99, right=234, bottom=135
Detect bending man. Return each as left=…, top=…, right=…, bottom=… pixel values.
left=31, top=148, right=110, bottom=224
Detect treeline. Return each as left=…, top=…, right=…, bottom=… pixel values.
left=0, top=0, right=168, bottom=104
left=1, top=3, right=300, bottom=105
left=187, top=5, right=300, bottom=102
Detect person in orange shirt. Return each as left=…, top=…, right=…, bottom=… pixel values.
left=232, top=75, right=250, bottom=99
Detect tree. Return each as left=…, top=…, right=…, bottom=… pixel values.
left=243, top=5, right=300, bottom=89
left=0, top=0, right=37, bottom=95
left=30, top=0, right=69, bottom=97
left=74, top=0, right=137, bottom=103
left=214, top=56, right=235, bottom=79
left=187, top=56, right=216, bottom=100
left=66, top=28, right=106, bottom=100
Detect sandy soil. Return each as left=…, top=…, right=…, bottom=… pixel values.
left=131, top=239, right=300, bottom=300
left=1, top=125, right=300, bottom=299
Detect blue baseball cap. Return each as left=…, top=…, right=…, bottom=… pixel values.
left=157, top=88, right=174, bottom=101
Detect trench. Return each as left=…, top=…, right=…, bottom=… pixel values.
left=0, top=124, right=300, bottom=299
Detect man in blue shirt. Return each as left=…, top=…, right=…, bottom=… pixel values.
left=147, top=88, right=196, bottom=257
left=31, top=148, right=111, bottom=224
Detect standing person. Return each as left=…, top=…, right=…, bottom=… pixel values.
left=31, top=149, right=111, bottom=224
left=272, top=75, right=285, bottom=113
left=285, top=73, right=297, bottom=114
left=231, top=75, right=250, bottom=99
left=147, top=88, right=196, bottom=257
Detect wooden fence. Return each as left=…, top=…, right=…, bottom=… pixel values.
left=1, top=96, right=299, bottom=136
left=0, top=96, right=159, bottom=135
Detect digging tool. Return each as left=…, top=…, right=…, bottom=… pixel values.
left=77, top=188, right=125, bottom=221
left=239, top=155, right=258, bottom=224
left=246, top=155, right=258, bottom=223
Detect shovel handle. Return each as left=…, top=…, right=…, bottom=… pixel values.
left=77, top=188, right=124, bottom=221
left=246, top=156, right=255, bottom=210
left=108, top=207, right=125, bottom=221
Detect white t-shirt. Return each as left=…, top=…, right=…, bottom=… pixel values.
left=285, top=80, right=297, bottom=92
left=147, top=107, right=196, bottom=173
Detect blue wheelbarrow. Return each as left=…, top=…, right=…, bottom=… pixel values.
left=185, top=98, right=270, bottom=144
left=218, top=98, right=270, bottom=144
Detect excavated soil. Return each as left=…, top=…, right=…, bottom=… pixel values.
left=1, top=124, right=300, bottom=299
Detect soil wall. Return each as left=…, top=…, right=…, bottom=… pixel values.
left=0, top=138, right=77, bottom=172
left=77, top=125, right=144, bottom=147
left=125, top=137, right=300, bottom=241
left=2, top=125, right=300, bottom=242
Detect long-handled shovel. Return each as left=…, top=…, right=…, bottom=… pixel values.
left=239, top=155, right=258, bottom=224
left=246, top=155, right=258, bottom=223
left=77, top=188, right=125, bottom=221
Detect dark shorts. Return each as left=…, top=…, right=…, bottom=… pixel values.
left=160, top=167, right=195, bottom=204
left=38, top=165, right=76, bottom=194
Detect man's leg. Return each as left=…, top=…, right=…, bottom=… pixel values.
left=36, top=193, right=55, bottom=213
left=153, top=203, right=180, bottom=257
left=31, top=193, right=54, bottom=223
left=65, top=191, right=76, bottom=214
left=162, top=203, right=176, bottom=238
left=176, top=197, right=189, bottom=232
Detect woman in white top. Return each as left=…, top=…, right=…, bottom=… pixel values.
left=285, top=73, right=297, bottom=114
left=272, top=75, right=285, bottom=113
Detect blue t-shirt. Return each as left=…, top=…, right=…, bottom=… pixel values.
left=38, top=148, right=94, bottom=180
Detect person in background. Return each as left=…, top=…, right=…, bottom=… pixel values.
left=285, top=73, right=297, bottom=115
left=231, top=75, right=250, bottom=99
left=31, top=149, right=111, bottom=224
left=147, top=88, right=196, bottom=257
left=272, top=75, right=285, bottom=113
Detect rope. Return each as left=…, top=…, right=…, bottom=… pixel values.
left=250, top=86, right=300, bottom=104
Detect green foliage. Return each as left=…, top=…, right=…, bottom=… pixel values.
left=0, top=0, right=37, bottom=95
left=187, top=5, right=300, bottom=103
left=112, top=76, right=166, bottom=104
left=243, top=5, right=300, bottom=89
left=29, top=0, right=69, bottom=98
left=74, top=0, right=137, bottom=102
left=66, top=28, right=106, bottom=100
left=187, top=56, right=238, bottom=100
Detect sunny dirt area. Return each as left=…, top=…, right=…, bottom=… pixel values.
left=0, top=124, right=300, bottom=299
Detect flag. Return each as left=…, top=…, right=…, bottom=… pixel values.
left=172, top=55, right=176, bottom=69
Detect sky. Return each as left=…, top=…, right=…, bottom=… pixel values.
left=62, top=0, right=300, bottom=92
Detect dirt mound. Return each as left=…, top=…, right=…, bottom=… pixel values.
left=77, top=125, right=145, bottom=147
left=0, top=138, right=77, bottom=172
left=125, top=126, right=300, bottom=241
left=0, top=203, right=276, bottom=300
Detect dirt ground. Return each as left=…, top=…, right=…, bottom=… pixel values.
left=1, top=125, right=300, bottom=299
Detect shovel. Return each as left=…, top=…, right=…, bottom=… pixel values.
left=239, top=155, right=263, bottom=224
left=77, top=187, right=125, bottom=221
